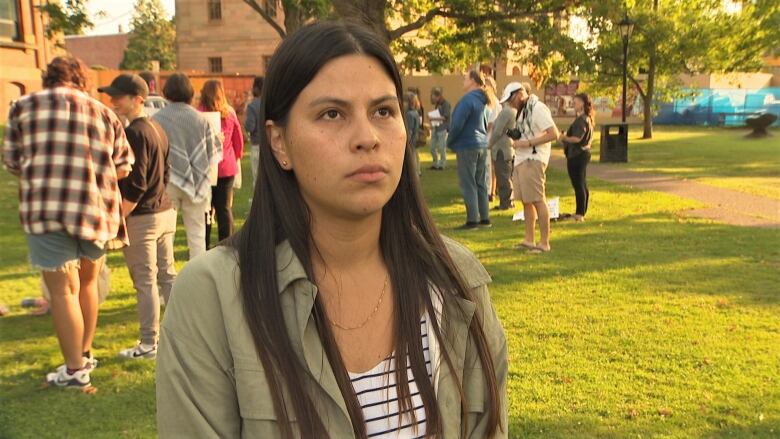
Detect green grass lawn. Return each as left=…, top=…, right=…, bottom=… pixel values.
left=586, top=126, right=780, bottom=200
left=1, top=128, right=779, bottom=438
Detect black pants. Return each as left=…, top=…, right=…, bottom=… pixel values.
left=567, top=151, right=591, bottom=216
left=205, top=176, right=234, bottom=249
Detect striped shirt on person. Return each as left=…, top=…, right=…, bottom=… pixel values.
left=2, top=86, right=133, bottom=245
left=350, top=315, right=432, bottom=438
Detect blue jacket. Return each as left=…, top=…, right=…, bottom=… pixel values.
left=446, top=89, right=489, bottom=152
left=244, top=98, right=263, bottom=145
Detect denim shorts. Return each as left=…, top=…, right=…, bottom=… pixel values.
left=26, top=231, right=105, bottom=272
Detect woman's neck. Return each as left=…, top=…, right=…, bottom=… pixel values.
left=309, top=210, right=384, bottom=275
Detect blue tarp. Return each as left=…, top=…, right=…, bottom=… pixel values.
left=654, top=88, right=780, bottom=126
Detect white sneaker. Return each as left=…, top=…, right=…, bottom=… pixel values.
left=46, top=366, right=91, bottom=389
left=56, top=353, right=98, bottom=373
left=118, top=342, right=157, bottom=360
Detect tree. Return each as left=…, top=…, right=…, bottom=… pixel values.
left=241, top=0, right=330, bottom=38
left=242, top=0, right=583, bottom=73
left=120, top=0, right=176, bottom=70
left=38, top=0, right=103, bottom=46
left=580, top=0, right=780, bottom=138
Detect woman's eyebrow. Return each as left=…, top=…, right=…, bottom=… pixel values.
left=309, top=94, right=398, bottom=108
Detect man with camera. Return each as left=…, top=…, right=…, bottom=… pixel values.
left=503, top=82, right=560, bottom=253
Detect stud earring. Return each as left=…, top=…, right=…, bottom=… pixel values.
left=282, top=160, right=288, bottom=167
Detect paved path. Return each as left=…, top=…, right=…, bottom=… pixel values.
left=548, top=153, right=780, bottom=228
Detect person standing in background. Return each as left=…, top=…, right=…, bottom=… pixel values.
left=153, top=73, right=222, bottom=259
left=559, top=93, right=594, bottom=222
left=198, top=80, right=244, bottom=249
left=404, top=91, right=422, bottom=176
left=485, top=76, right=501, bottom=204
left=488, top=83, right=521, bottom=210
left=138, top=71, right=167, bottom=112
left=244, top=76, right=264, bottom=188
left=98, top=73, right=177, bottom=360
left=447, top=70, right=496, bottom=229
left=428, top=87, right=451, bottom=170
left=509, top=82, right=560, bottom=253
left=3, top=56, right=133, bottom=389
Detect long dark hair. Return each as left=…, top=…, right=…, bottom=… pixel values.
left=575, top=92, right=595, bottom=126
left=227, top=21, right=501, bottom=439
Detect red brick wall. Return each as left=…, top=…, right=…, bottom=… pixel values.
left=64, top=34, right=129, bottom=69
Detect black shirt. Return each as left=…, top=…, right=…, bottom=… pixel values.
left=119, top=117, right=173, bottom=216
left=564, top=114, right=592, bottom=158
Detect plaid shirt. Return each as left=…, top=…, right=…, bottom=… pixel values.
left=3, top=86, right=134, bottom=245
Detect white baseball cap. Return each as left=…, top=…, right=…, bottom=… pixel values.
left=499, top=82, right=524, bottom=103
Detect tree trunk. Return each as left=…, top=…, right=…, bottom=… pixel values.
left=642, top=51, right=656, bottom=139
left=283, top=5, right=305, bottom=34
left=642, top=0, right=659, bottom=139
left=331, top=0, right=390, bottom=41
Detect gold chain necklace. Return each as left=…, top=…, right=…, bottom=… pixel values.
left=328, top=275, right=389, bottom=331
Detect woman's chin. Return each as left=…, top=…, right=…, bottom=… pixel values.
left=339, top=194, right=393, bottom=219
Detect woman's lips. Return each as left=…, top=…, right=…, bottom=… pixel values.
left=347, top=165, right=388, bottom=183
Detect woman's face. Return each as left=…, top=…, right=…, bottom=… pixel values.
left=267, top=55, right=407, bottom=221
left=574, top=96, right=584, bottom=113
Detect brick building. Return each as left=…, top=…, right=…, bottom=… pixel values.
left=0, top=0, right=61, bottom=123
left=175, top=0, right=282, bottom=75
left=64, top=33, right=129, bottom=69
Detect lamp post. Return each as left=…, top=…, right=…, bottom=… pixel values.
left=618, top=14, right=634, bottom=123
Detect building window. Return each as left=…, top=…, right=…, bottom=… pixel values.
left=0, top=0, right=21, bottom=41
left=208, top=57, right=223, bottom=73
left=208, top=0, right=222, bottom=21
left=265, top=0, right=277, bottom=17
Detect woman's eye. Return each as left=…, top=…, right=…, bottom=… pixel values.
left=321, top=109, right=341, bottom=120
left=375, top=107, right=394, bottom=118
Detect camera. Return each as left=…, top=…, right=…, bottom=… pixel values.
left=506, top=128, right=522, bottom=140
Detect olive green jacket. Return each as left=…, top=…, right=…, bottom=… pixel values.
left=156, top=237, right=508, bottom=438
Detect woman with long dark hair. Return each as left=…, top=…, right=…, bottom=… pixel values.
left=156, top=22, right=507, bottom=438
left=198, top=80, right=244, bottom=247
left=559, top=93, right=594, bottom=221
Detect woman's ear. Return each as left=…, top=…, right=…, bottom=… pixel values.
left=266, top=121, right=292, bottom=170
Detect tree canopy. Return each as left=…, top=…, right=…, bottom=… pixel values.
left=120, top=0, right=176, bottom=71
left=38, top=0, right=101, bottom=46
left=580, top=0, right=780, bottom=137
left=242, top=0, right=779, bottom=138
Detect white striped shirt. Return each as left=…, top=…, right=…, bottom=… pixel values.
left=349, top=315, right=432, bottom=438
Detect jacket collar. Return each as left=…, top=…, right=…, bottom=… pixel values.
left=274, top=240, right=310, bottom=294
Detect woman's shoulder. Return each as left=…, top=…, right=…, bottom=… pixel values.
left=172, top=246, right=241, bottom=301
left=441, top=236, right=491, bottom=289
left=226, top=106, right=238, bottom=118
left=161, top=246, right=242, bottom=339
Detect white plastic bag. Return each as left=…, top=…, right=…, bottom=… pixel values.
left=512, top=197, right=560, bottom=221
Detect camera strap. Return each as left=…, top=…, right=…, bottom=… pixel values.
left=518, top=99, right=537, bottom=154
